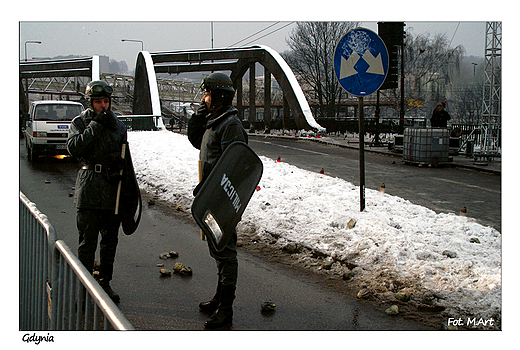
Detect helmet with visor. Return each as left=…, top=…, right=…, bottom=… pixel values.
left=85, top=80, right=113, bottom=110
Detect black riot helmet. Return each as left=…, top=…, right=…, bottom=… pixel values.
left=85, top=80, right=113, bottom=109
left=201, top=72, right=235, bottom=111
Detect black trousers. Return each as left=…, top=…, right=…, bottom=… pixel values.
left=208, top=230, right=238, bottom=287
left=77, top=208, right=121, bottom=282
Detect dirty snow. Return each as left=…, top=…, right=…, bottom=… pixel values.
left=128, top=130, right=501, bottom=325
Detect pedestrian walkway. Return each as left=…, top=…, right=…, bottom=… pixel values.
left=324, top=135, right=501, bottom=175
left=252, top=133, right=501, bottom=175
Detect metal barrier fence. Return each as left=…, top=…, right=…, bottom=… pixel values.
left=19, top=191, right=134, bottom=331
left=451, top=123, right=501, bottom=152
left=20, top=192, right=56, bottom=330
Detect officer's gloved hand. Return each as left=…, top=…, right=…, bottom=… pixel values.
left=93, top=109, right=109, bottom=124
left=195, top=102, right=209, bottom=119
left=93, top=109, right=117, bottom=130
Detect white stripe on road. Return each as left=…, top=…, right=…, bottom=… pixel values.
left=251, top=140, right=330, bottom=156
left=431, top=177, right=501, bottom=194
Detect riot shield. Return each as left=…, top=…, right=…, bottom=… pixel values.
left=120, top=143, right=142, bottom=235
left=192, top=141, right=263, bottom=252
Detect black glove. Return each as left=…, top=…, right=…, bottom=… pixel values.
left=102, top=151, right=125, bottom=182
left=93, top=109, right=117, bottom=130
left=93, top=109, right=109, bottom=124
left=195, top=102, right=209, bottom=119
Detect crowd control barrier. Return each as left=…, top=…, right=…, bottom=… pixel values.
left=19, top=191, right=134, bottom=331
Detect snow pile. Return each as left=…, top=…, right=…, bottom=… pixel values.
left=128, top=130, right=501, bottom=324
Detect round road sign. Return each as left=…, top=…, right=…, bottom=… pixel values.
left=333, top=28, right=389, bottom=97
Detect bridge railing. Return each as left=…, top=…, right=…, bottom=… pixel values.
left=19, top=191, right=134, bottom=331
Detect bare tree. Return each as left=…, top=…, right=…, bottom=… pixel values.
left=452, top=84, right=483, bottom=124
left=404, top=32, right=464, bottom=113
left=282, top=22, right=360, bottom=118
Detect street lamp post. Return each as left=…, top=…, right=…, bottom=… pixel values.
left=121, top=39, right=144, bottom=51
left=24, top=40, right=41, bottom=61
left=24, top=40, right=42, bottom=105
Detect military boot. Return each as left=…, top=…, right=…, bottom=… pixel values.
left=199, top=281, right=222, bottom=314
left=99, top=279, right=120, bottom=303
left=204, top=285, right=235, bottom=329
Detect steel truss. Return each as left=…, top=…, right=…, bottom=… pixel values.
left=477, top=22, right=501, bottom=159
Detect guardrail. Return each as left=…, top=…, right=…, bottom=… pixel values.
left=19, top=191, right=134, bottom=331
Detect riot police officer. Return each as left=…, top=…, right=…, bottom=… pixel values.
left=188, top=72, right=247, bottom=329
left=67, top=80, right=128, bottom=303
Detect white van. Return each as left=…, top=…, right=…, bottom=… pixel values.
left=25, top=100, right=84, bottom=161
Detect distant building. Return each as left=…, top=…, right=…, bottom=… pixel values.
left=99, top=55, right=110, bottom=74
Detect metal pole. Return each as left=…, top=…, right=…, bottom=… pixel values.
left=374, top=90, right=381, bottom=145
left=211, top=22, right=214, bottom=49
left=358, top=96, right=365, bottom=211
left=24, top=41, right=41, bottom=106
left=121, top=39, right=143, bottom=51
left=399, top=39, right=405, bottom=133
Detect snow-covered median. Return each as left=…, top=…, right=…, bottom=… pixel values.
left=128, top=130, right=501, bottom=326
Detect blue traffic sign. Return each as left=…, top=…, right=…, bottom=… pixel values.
left=334, top=28, right=389, bottom=97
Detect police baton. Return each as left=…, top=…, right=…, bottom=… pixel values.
left=198, top=160, right=205, bottom=241
left=115, top=143, right=127, bottom=215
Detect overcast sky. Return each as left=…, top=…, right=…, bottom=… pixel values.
left=19, top=20, right=488, bottom=71
left=16, top=0, right=514, bottom=69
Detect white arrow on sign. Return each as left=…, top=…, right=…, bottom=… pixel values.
left=340, top=52, right=360, bottom=79
left=363, top=50, right=384, bottom=75
left=339, top=50, right=385, bottom=79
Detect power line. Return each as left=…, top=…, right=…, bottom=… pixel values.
left=229, top=22, right=280, bottom=47
left=448, top=22, right=461, bottom=48
left=241, top=22, right=295, bottom=47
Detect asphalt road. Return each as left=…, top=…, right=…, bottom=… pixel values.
left=19, top=138, right=430, bottom=331
left=248, top=135, right=501, bottom=232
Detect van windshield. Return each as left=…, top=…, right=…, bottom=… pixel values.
left=33, top=104, right=83, bottom=121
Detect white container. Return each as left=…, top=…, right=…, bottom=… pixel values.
left=403, top=128, right=450, bottom=165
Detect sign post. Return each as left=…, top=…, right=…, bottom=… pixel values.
left=333, top=28, right=389, bottom=211
left=358, top=97, right=365, bottom=211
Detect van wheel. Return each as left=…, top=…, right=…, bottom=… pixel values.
left=25, top=138, right=31, bottom=160
left=26, top=140, right=37, bottom=162
left=30, top=149, right=39, bottom=162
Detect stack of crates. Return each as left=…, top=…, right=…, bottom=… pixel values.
left=403, top=128, right=450, bottom=166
